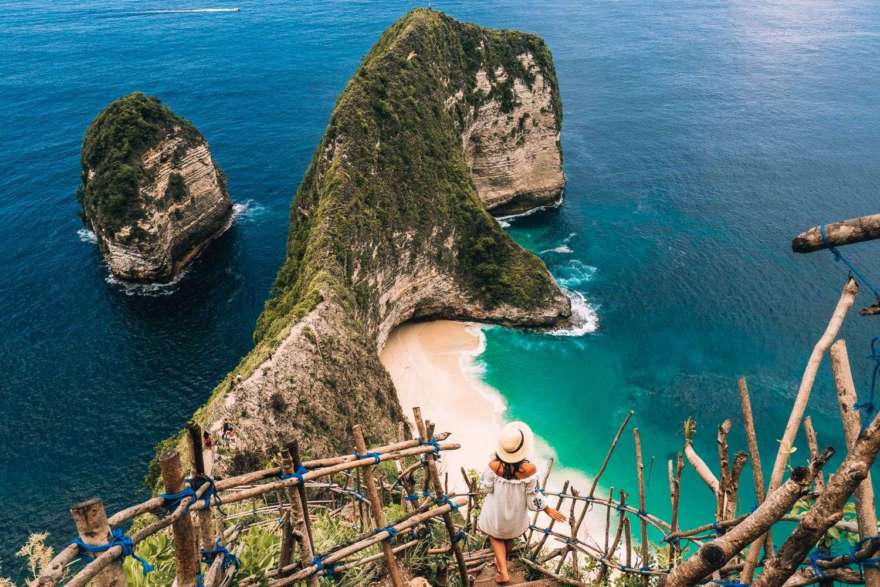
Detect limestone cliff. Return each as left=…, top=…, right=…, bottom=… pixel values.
left=169, top=10, right=570, bottom=477
left=463, top=49, right=565, bottom=215
left=78, top=93, right=233, bottom=283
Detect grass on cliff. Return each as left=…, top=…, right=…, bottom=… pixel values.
left=78, top=92, right=201, bottom=235
left=254, top=8, right=562, bottom=345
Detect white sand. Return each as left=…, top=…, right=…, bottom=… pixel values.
left=380, top=320, right=620, bottom=552
left=380, top=321, right=593, bottom=495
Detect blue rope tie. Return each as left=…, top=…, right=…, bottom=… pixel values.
left=312, top=555, right=337, bottom=577
left=529, top=524, right=550, bottom=535
left=186, top=476, right=222, bottom=512
left=820, top=224, right=880, bottom=298
left=856, top=337, right=880, bottom=429
left=452, top=530, right=468, bottom=545
left=713, top=581, right=749, bottom=587
left=433, top=495, right=459, bottom=512
left=201, top=539, right=239, bottom=575
left=74, top=528, right=154, bottom=576
left=809, top=549, right=835, bottom=579
left=405, top=491, right=434, bottom=501
left=278, top=464, right=309, bottom=483
left=160, top=485, right=197, bottom=513
left=418, top=437, right=442, bottom=458
left=375, top=526, right=399, bottom=541
left=354, top=451, right=382, bottom=464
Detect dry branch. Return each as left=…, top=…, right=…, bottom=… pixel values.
left=831, top=339, right=880, bottom=587
left=664, top=452, right=830, bottom=587
left=756, top=409, right=880, bottom=587
left=792, top=214, right=880, bottom=253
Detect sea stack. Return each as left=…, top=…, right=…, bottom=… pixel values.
left=155, top=10, right=570, bottom=476
left=77, top=93, right=233, bottom=283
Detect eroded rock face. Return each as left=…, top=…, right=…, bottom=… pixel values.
left=79, top=93, right=232, bottom=283
left=463, top=52, right=565, bottom=215
left=155, top=10, right=571, bottom=478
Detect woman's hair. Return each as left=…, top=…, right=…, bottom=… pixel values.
left=495, top=454, right=529, bottom=480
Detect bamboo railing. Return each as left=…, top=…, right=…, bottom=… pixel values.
left=30, top=218, right=880, bottom=586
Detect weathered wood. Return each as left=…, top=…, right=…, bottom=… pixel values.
left=756, top=409, right=880, bottom=586
left=669, top=452, right=684, bottom=567
left=716, top=419, right=732, bottom=524
left=69, top=498, right=126, bottom=587
left=531, top=480, right=570, bottom=554
left=412, top=406, right=469, bottom=586
left=286, top=439, right=319, bottom=587
left=664, top=459, right=827, bottom=587
left=160, top=450, right=199, bottom=587
left=278, top=451, right=308, bottom=576
left=830, top=339, right=880, bottom=587
left=352, top=424, right=405, bottom=587
left=792, top=214, right=880, bottom=253
left=802, top=416, right=825, bottom=493
left=766, top=277, right=858, bottom=494
left=634, top=428, right=649, bottom=587
left=519, top=557, right=591, bottom=586
left=726, top=452, right=748, bottom=521
left=526, top=458, right=555, bottom=544
left=187, top=422, right=215, bottom=551
left=269, top=497, right=467, bottom=585
left=739, top=376, right=772, bottom=582
left=557, top=410, right=633, bottom=571
left=596, top=489, right=626, bottom=583
left=685, top=442, right=720, bottom=493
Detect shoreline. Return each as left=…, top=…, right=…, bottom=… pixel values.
left=380, top=320, right=600, bottom=535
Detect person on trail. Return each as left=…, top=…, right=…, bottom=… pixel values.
left=221, top=420, right=234, bottom=443
left=477, top=421, right=566, bottom=585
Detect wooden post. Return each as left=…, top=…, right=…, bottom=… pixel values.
left=766, top=277, right=858, bottom=493
left=352, top=425, right=405, bottom=587
left=669, top=452, right=683, bottom=567
left=159, top=451, right=199, bottom=587
left=277, top=450, right=299, bottom=572
left=830, top=340, right=880, bottom=587
left=665, top=459, right=828, bottom=587
left=739, top=376, right=771, bottom=582
left=802, top=416, right=825, bottom=493
left=186, top=422, right=215, bottom=551
left=752, top=278, right=858, bottom=577
left=526, top=458, right=555, bottom=544
left=69, top=499, right=127, bottom=587
left=634, top=428, right=649, bottom=587
left=532, top=480, right=570, bottom=555
left=684, top=442, right=720, bottom=493
left=413, top=407, right=469, bottom=585
left=286, top=440, right=319, bottom=587
left=755, top=410, right=880, bottom=587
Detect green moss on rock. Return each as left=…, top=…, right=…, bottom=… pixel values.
left=78, top=92, right=200, bottom=234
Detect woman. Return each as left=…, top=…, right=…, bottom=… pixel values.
left=477, top=421, right=566, bottom=584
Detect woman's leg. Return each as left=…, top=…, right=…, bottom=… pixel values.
left=504, top=539, right=514, bottom=560
left=490, top=536, right=510, bottom=583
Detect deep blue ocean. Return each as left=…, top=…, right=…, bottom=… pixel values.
left=3, top=0, right=880, bottom=579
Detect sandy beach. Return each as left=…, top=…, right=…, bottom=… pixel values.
left=381, top=320, right=504, bottom=490
left=380, top=320, right=594, bottom=500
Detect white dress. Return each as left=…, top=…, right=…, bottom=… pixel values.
left=477, top=467, right=547, bottom=539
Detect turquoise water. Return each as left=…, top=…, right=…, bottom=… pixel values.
left=2, top=0, right=880, bottom=578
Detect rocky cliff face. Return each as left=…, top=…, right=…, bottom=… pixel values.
left=463, top=52, right=565, bottom=215
left=167, top=10, right=570, bottom=476
left=78, top=93, right=232, bottom=283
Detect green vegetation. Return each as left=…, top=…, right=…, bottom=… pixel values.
left=78, top=92, right=200, bottom=234
left=254, top=8, right=562, bottom=344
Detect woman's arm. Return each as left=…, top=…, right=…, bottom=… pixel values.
left=526, top=475, right=567, bottom=522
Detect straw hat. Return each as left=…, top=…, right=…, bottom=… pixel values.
left=496, top=421, right=533, bottom=463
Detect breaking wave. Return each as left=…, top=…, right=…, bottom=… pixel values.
left=77, top=228, right=97, bottom=244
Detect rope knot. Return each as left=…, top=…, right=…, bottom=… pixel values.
left=354, top=451, right=382, bottom=464
left=74, top=528, right=154, bottom=576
